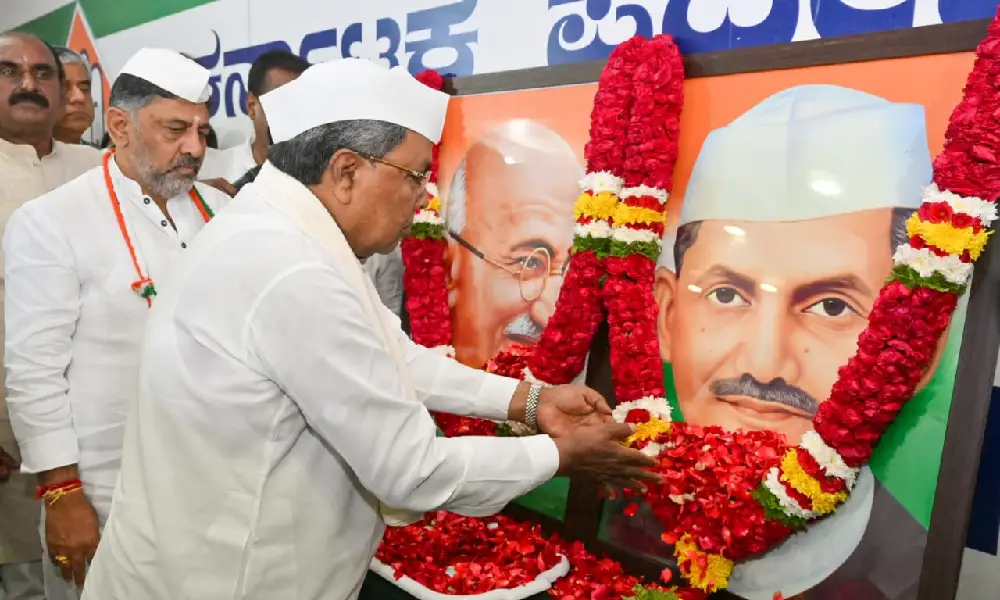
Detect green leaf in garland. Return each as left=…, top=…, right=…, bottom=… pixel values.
left=752, top=483, right=808, bottom=531
left=624, top=584, right=684, bottom=600
left=885, top=263, right=966, bottom=294
left=609, top=239, right=661, bottom=261
left=408, top=222, right=445, bottom=240
left=495, top=423, right=514, bottom=437
left=572, top=234, right=611, bottom=257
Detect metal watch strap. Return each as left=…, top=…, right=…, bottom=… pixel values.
left=525, top=383, right=542, bottom=431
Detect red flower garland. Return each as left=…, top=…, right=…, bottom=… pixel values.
left=603, top=35, right=682, bottom=404
left=401, top=69, right=499, bottom=437
left=526, top=37, right=648, bottom=386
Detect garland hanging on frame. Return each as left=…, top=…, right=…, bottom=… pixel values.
left=386, top=7, right=1000, bottom=593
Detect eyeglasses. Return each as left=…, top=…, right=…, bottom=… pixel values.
left=356, top=152, right=430, bottom=191
left=448, top=230, right=568, bottom=302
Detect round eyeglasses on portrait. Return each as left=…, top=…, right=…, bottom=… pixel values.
left=448, top=230, right=568, bottom=302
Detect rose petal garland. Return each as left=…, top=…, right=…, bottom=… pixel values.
left=402, top=69, right=499, bottom=437
left=604, top=34, right=681, bottom=410
left=523, top=36, right=648, bottom=386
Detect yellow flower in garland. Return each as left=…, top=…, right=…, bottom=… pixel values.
left=906, top=213, right=991, bottom=259
left=574, top=191, right=618, bottom=221
left=427, top=196, right=441, bottom=214
left=612, top=203, right=666, bottom=227
left=625, top=418, right=671, bottom=447
left=674, top=535, right=733, bottom=592
left=779, top=449, right=848, bottom=515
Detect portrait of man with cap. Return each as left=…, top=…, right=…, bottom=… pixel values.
left=600, top=84, right=949, bottom=599
left=80, top=58, right=655, bottom=600
left=653, top=84, right=946, bottom=446
left=3, top=47, right=230, bottom=597
left=446, top=119, right=584, bottom=368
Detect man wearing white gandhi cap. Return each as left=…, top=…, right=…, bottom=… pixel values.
left=3, top=47, right=230, bottom=598
left=81, top=58, right=656, bottom=600
left=644, top=84, right=945, bottom=597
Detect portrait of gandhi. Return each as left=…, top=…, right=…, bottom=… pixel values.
left=445, top=119, right=584, bottom=368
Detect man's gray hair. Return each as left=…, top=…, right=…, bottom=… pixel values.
left=53, top=46, right=87, bottom=69
left=109, top=73, right=179, bottom=115
left=268, top=119, right=408, bottom=186
left=446, top=158, right=467, bottom=234
left=670, top=207, right=917, bottom=274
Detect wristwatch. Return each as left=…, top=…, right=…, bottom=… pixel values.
left=525, top=383, right=542, bottom=431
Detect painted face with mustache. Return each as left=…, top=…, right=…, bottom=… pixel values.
left=503, top=314, right=544, bottom=345
left=656, top=214, right=908, bottom=444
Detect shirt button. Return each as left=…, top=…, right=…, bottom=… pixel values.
left=160, top=220, right=168, bottom=227
left=181, top=242, right=187, bottom=249
left=143, top=197, right=151, bottom=204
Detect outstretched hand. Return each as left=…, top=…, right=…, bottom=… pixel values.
left=535, top=384, right=614, bottom=438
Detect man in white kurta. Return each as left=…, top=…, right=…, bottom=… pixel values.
left=82, top=58, right=655, bottom=600
left=0, top=32, right=100, bottom=600
left=3, top=48, right=230, bottom=597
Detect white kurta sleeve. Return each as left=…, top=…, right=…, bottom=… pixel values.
left=393, top=315, right=517, bottom=421
left=2, top=205, right=82, bottom=473
left=247, top=264, right=559, bottom=516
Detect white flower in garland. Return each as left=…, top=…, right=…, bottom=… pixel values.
left=413, top=209, right=445, bottom=226
left=799, top=430, right=859, bottom=490
left=619, top=184, right=669, bottom=205
left=893, top=244, right=972, bottom=285
left=426, top=181, right=440, bottom=199
left=611, top=396, right=672, bottom=423
left=574, top=220, right=613, bottom=239
left=610, top=227, right=661, bottom=244
left=763, top=467, right=816, bottom=520
left=641, top=442, right=665, bottom=457
left=580, top=171, right=624, bottom=195
left=923, top=182, right=997, bottom=227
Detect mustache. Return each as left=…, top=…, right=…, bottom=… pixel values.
left=170, top=154, right=202, bottom=172
left=504, top=314, right=543, bottom=341
left=9, top=91, right=49, bottom=108
left=710, top=374, right=819, bottom=416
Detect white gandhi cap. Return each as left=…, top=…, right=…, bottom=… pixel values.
left=260, top=58, right=450, bottom=145
left=117, top=48, right=212, bottom=104
left=679, top=84, right=931, bottom=227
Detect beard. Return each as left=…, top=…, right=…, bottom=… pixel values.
left=131, top=134, right=203, bottom=199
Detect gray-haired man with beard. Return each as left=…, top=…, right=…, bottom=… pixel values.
left=3, top=47, right=229, bottom=599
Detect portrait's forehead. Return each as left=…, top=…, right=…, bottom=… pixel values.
left=681, top=211, right=894, bottom=281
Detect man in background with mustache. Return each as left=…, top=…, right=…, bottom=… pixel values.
left=445, top=119, right=582, bottom=368
left=3, top=47, right=229, bottom=600
left=0, top=31, right=101, bottom=600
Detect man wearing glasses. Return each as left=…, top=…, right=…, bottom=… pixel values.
left=445, top=119, right=584, bottom=368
